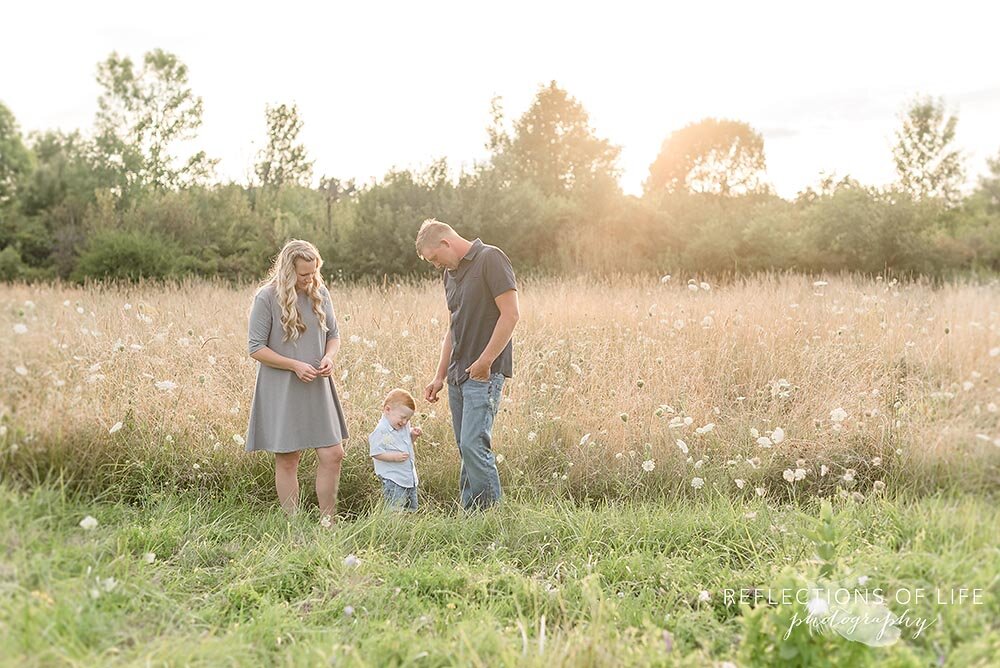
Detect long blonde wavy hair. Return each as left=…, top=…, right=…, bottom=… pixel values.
left=258, top=239, right=330, bottom=342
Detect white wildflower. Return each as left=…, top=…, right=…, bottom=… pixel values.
left=642, top=459, right=655, bottom=472
left=691, top=477, right=705, bottom=489
left=109, top=422, right=123, bottom=434
left=807, top=597, right=829, bottom=615
left=79, top=515, right=98, bottom=530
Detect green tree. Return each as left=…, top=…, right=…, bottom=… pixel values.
left=0, top=102, right=34, bottom=205
left=645, top=118, right=767, bottom=197
left=255, top=103, right=314, bottom=189
left=892, top=96, right=964, bottom=206
left=975, top=148, right=1000, bottom=214
left=489, top=82, right=621, bottom=196
left=93, top=49, right=216, bottom=197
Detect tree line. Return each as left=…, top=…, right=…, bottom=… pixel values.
left=1, top=48, right=999, bottom=283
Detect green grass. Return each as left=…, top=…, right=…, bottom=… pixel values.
left=1, top=484, right=997, bottom=667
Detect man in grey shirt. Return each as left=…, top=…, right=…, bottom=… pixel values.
left=417, top=219, right=519, bottom=510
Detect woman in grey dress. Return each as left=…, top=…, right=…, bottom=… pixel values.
left=245, top=239, right=349, bottom=523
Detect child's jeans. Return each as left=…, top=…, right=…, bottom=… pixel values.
left=379, top=477, right=418, bottom=511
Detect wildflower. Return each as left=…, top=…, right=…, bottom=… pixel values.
left=676, top=439, right=689, bottom=454
left=807, top=597, right=829, bottom=615
left=695, top=423, right=715, bottom=435
left=109, top=422, right=123, bottom=435
left=687, top=283, right=699, bottom=292
left=495, top=453, right=505, bottom=464
left=343, top=554, right=360, bottom=568
left=873, top=480, right=886, bottom=493
left=757, top=436, right=773, bottom=448
left=320, top=515, right=333, bottom=528
left=79, top=515, right=98, bottom=530
left=232, top=434, right=245, bottom=446
left=579, top=433, right=591, bottom=446
left=673, top=319, right=686, bottom=330
left=143, top=552, right=156, bottom=564
left=858, top=575, right=870, bottom=586
left=990, top=347, right=999, bottom=357
left=744, top=511, right=756, bottom=519
left=734, top=479, right=746, bottom=489
left=527, top=431, right=538, bottom=442
left=755, top=487, right=766, bottom=497
left=782, top=469, right=795, bottom=483
left=842, top=469, right=856, bottom=483
left=771, top=427, right=785, bottom=444
left=699, top=282, right=711, bottom=291
left=813, top=280, right=828, bottom=287
left=851, top=491, right=865, bottom=502
left=701, top=316, right=714, bottom=328
left=871, top=457, right=882, bottom=466
left=830, top=407, right=848, bottom=423
left=13, top=324, right=27, bottom=335
left=691, top=477, right=705, bottom=489
left=693, top=459, right=703, bottom=469
left=343, top=605, right=354, bottom=617
left=349, top=335, right=361, bottom=344
left=749, top=428, right=760, bottom=438
left=154, top=380, right=177, bottom=391
left=642, top=459, right=655, bottom=472
left=683, top=416, right=693, bottom=426
left=660, top=275, right=671, bottom=283
left=570, top=363, right=582, bottom=375
left=794, top=468, right=807, bottom=480
left=14, top=365, right=28, bottom=377
left=698, top=589, right=711, bottom=602
left=820, top=464, right=829, bottom=477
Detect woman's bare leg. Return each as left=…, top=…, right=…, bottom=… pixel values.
left=315, top=443, right=346, bottom=519
left=274, top=451, right=302, bottom=515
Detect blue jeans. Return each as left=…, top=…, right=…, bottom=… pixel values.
left=448, top=372, right=505, bottom=510
left=379, top=477, right=418, bottom=512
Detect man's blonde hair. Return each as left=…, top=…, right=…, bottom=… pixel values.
left=383, top=388, right=416, bottom=411
left=415, top=218, right=456, bottom=258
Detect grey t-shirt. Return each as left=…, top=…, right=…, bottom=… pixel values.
left=443, top=238, right=517, bottom=386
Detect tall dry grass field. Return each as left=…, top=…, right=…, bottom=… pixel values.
left=2, top=275, right=998, bottom=509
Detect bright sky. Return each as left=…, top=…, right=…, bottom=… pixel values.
left=3, top=0, right=999, bottom=198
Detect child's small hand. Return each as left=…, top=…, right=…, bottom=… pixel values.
left=410, top=426, right=423, bottom=439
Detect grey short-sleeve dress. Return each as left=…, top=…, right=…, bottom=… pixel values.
left=245, top=284, right=349, bottom=453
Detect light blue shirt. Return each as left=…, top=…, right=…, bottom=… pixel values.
left=368, top=415, right=418, bottom=488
